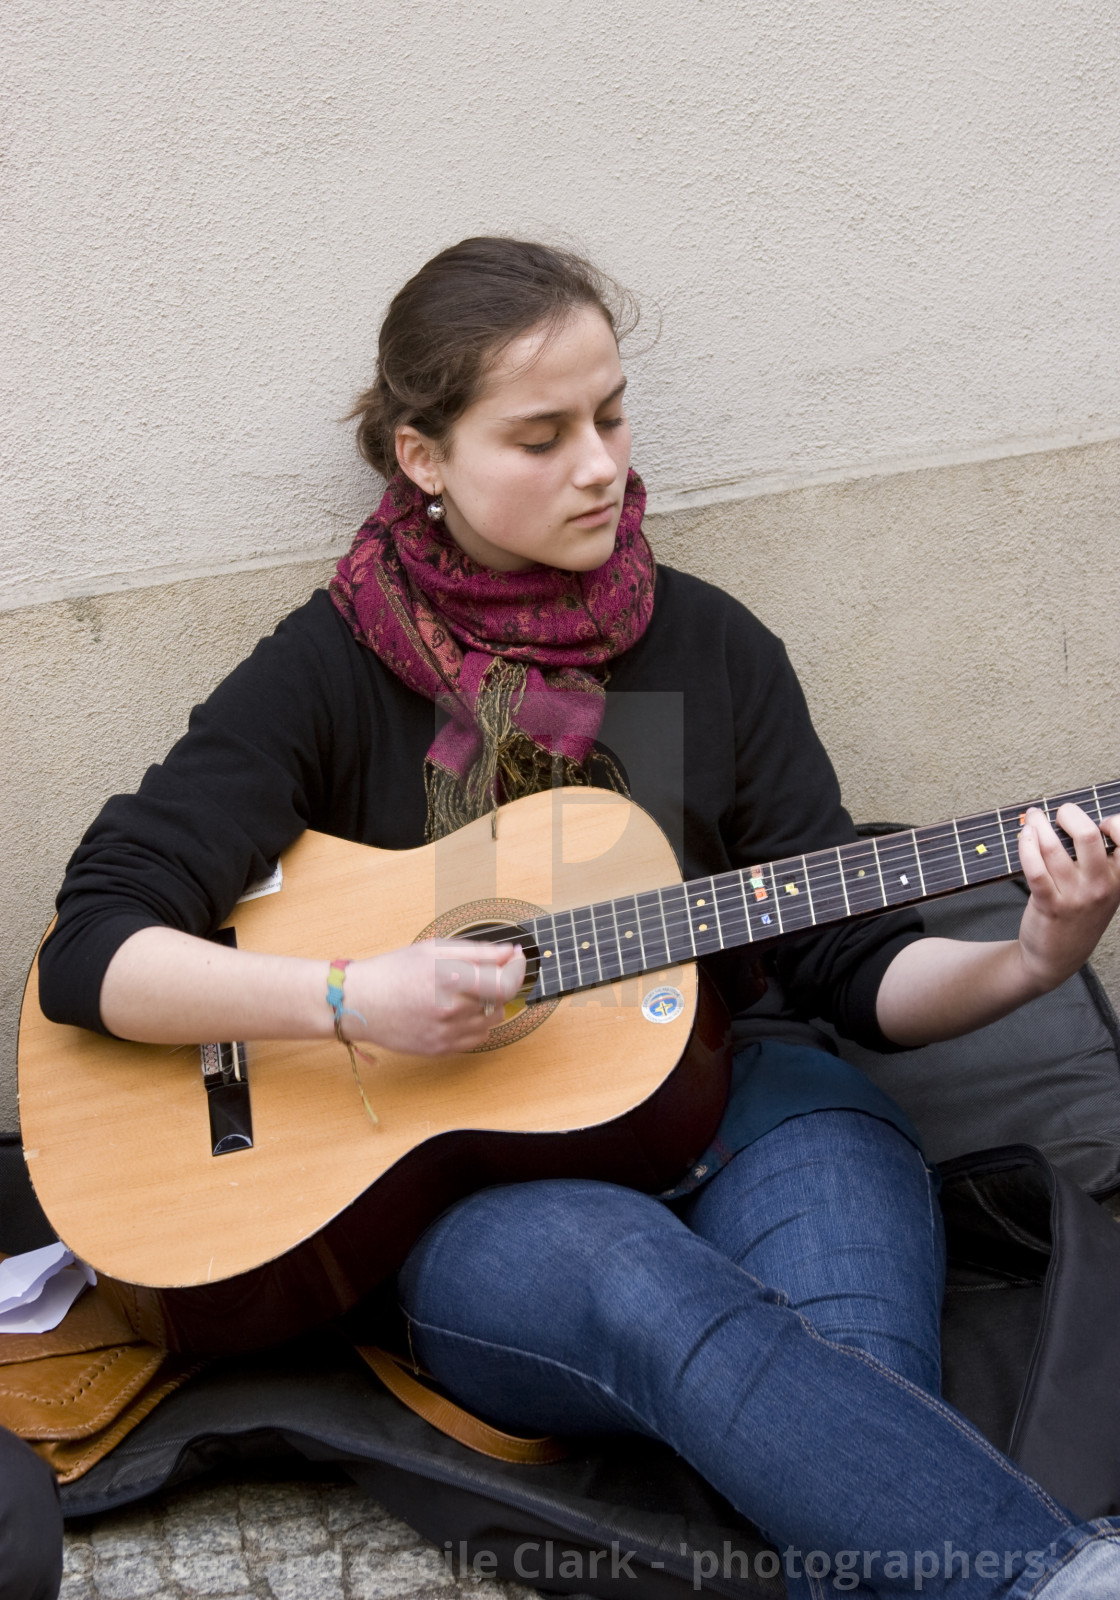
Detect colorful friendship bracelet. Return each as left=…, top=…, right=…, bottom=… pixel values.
left=328, top=957, right=379, bottom=1126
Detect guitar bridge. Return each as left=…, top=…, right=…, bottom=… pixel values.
left=201, top=924, right=253, bottom=1155
left=201, top=1040, right=253, bottom=1155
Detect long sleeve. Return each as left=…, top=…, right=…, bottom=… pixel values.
left=38, top=591, right=431, bottom=1033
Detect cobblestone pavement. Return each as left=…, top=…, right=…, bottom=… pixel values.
left=62, top=1474, right=538, bottom=1600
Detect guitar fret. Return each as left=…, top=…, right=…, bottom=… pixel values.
left=593, top=900, right=624, bottom=981
left=656, top=887, right=673, bottom=961
left=707, top=876, right=725, bottom=945
left=875, top=831, right=923, bottom=906
left=743, top=861, right=781, bottom=939
left=637, top=889, right=671, bottom=969
left=588, top=903, right=605, bottom=984
left=837, top=837, right=886, bottom=915
left=870, top=836, right=888, bottom=906
left=528, top=915, right=558, bottom=996
left=615, top=895, right=646, bottom=973
left=800, top=854, right=817, bottom=923
left=684, top=878, right=723, bottom=955
left=661, top=882, right=696, bottom=960
left=911, top=837, right=927, bottom=898
left=556, top=910, right=580, bottom=991
left=950, top=818, right=968, bottom=887
left=714, top=872, right=751, bottom=949
left=915, top=821, right=965, bottom=896
left=956, top=811, right=1012, bottom=885
left=769, top=856, right=814, bottom=931
left=803, top=847, right=846, bottom=925
left=569, top=903, right=598, bottom=988
left=836, top=848, right=851, bottom=918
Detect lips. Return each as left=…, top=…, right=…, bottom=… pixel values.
left=570, top=501, right=616, bottom=525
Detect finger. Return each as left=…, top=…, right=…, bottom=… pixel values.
left=435, top=939, right=515, bottom=964
left=1017, top=814, right=1054, bottom=895
left=1054, top=802, right=1108, bottom=863
left=431, top=955, right=483, bottom=1008
left=478, top=952, right=526, bottom=1006
left=499, top=944, right=527, bottom=999
left=1023, top=806, right=1077, bottom=886
left=1103, top=814, right=1120, bottom=852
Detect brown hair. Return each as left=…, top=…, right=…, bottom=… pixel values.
left=348, top=237, right=639, bottom=480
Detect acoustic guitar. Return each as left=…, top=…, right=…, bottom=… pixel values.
left=18, top=779, right=1118, bottom=1354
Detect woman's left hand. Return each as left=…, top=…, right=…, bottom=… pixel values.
left=1015, top=802, right=1120, bottom=994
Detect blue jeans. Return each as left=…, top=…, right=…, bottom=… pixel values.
left=399, top=1108, right=1120, bottom=1598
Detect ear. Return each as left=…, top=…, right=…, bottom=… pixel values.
left=395, top=425, right=441, bottom=494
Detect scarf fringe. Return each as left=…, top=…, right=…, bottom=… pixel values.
left=423, top=659, right=628, bottom=842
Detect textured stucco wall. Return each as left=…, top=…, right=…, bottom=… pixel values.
left=3, top=0, right=1119, bottom=607
left=3, top=441, right=1118, bottom=1127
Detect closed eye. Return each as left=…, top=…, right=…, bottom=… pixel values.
left=521, top=415, right=625, bottom=455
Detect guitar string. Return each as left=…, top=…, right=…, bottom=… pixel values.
left=530, top=783, right=1120, bottom=993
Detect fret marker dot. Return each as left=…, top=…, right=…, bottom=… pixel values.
left=544, top=949, right=552, bottom=958
left=975, top=843, right=988, bottom=855
left=581, top=941, right=590, bottom=950
left=899, top=874, right=909, bottom=885
left=857, top=869, right=866, bottom=878
left=696, top=897, right=706, bottom=906
left=784, top=883, right=799, bottom=895
left=625, top=930, right=634, bottom=939
left=698, top=922, right=708, bottom=932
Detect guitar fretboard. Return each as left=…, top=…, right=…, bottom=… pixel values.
left=525, top=779, right=1120, bottom=1000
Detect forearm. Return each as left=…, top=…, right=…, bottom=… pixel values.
left=875, top=935, right=1045, bottom=1049
left=876, top=804, right=1120, bottom=1048
left=100, top=926, right=332, bottom=1044
left=99, top=924, right=527, bottom=1055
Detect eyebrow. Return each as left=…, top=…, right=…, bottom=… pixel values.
left=501, top=377, right=627, bottom=426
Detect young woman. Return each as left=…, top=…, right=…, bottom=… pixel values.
left=40, top=238, right=1120, bottom=1597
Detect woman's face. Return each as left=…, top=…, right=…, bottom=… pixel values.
left=396, top=305, right=632, bottom=572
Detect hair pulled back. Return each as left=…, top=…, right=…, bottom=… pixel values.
left=349, top=237, right=638, bottom=480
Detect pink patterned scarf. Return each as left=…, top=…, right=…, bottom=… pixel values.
left=330, top=469, right=654, bottom=838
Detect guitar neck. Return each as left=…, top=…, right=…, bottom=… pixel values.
left=526, top=778, right=1120, bottom=1000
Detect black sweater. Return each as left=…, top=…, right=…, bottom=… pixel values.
left=40, top=567, right=923, bottom=1049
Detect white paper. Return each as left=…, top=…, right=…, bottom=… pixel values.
left=0, top=1243, right=97, bottom=1335
left=237, top=860, right=283, bottom=902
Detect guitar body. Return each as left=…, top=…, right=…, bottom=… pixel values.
left=18, top=789, right=731, bottom=1354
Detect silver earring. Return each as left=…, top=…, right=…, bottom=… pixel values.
left=426, top=493, right=445, bottom=523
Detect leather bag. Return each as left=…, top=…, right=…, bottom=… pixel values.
left=0, top=1266, right=201, bottom=1484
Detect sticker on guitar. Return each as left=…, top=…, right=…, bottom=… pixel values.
left=642, top=985, right=685, bottom=1024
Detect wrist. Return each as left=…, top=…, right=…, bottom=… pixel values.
left=1012, top=937, right=1069, bottom=1002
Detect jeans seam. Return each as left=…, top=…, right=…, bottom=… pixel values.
left=1015, top=1526, right=1120, bottom=1599
left=924, top=1159, right=945, bottom=1391
left=793, top=1313, right=1073, bottom=1527
left=403, top=1313, right=653, bottom=1434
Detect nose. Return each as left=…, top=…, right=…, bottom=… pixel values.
left=571, top=421, right=622, bottom=491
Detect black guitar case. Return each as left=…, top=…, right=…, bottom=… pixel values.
left=5, top=878, right=1120, bottom=1599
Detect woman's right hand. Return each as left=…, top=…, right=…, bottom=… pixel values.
left=340, top=939, right=527, bottom=1056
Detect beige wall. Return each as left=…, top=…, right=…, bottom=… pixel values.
left=4, top=1, right=1120, bottom=609
left=4, top=438, right=1117, bottom=1129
